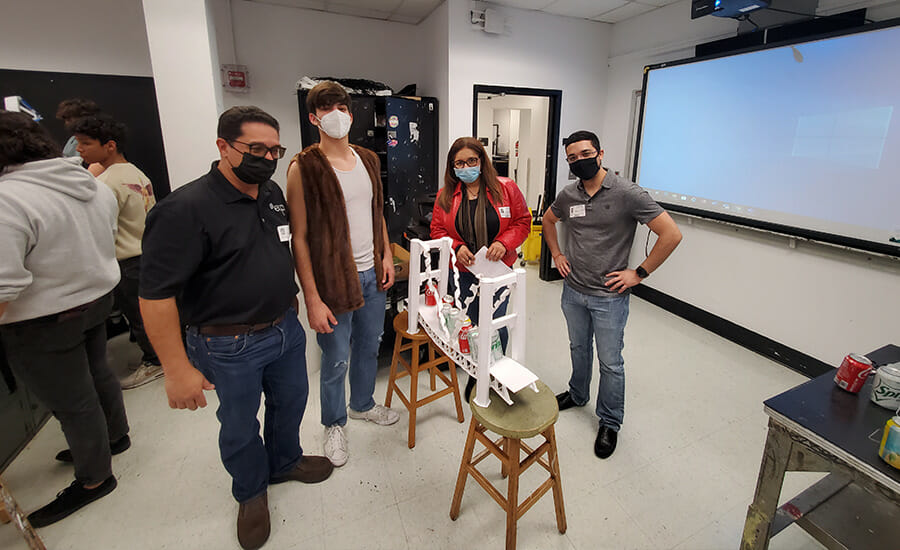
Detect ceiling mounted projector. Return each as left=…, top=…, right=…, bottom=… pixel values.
left=691, top=0, right=770, bottom=19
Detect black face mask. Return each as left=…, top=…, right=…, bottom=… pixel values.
left=231, top=152, right=277, bottom=185
left=569, top=157, right=601, bottom=181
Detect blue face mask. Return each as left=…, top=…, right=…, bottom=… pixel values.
left=454, top=166, right=481, bottom=184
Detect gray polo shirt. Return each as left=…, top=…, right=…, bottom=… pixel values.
left=550, top=171, right=663, bottom=296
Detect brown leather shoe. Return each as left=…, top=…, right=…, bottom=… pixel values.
left=237, top=492, right=270, bottom=550
left=269, top=455, right=334, bottom=485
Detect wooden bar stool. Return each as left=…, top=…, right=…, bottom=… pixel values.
left=385, top=310, right=465, bottom=448
left=450, top=380, right=566, bottom=550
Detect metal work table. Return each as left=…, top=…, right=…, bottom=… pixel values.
left=741, top=346, right=900, bottom=549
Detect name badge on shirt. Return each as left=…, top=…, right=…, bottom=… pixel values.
left=570, top=204, right=586, bottom=218
left=498, top=206, right=511, bottom=219
left=277, top=225, right=291, bottom=242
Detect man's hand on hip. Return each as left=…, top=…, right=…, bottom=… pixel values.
left=553, top=254, right=571, bottom=278
left=605, top=269, right=642, bottom=294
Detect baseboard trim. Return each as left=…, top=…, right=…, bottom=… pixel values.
left=632, top=285, right=831, bottom=379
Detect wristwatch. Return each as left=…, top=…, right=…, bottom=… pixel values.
left=635, top=266, right=649, bottom=278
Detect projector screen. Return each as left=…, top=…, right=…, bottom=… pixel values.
left=634, top=20, right=900, bottom=257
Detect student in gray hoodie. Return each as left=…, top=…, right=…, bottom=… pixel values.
left=0, top=112, right=129, bottom=528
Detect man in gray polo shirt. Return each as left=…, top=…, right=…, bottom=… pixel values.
left=543, top=130, right=682, bottom=459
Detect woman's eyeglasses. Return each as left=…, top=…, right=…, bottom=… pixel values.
left=453, top=156, right=480, bottom=169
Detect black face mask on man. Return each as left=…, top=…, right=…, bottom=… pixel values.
left=230, top=151, right=277, bottom=185
left=569, top=156, right=601, bottom=181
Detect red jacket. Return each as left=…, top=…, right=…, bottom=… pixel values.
left=430, top=176, right=531, bottom=270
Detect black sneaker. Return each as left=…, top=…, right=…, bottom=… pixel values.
left=55, top=435, right=131, bottom=463
left=594, top=425, right=618, bottom=459
left=555, top=391, right=585, bottom=411
left=28, top=476, right=117, bottom=528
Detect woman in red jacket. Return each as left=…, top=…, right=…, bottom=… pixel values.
left=431, top=137, right=531, bottom=400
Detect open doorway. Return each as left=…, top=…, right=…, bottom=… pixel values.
left=472, top=85, right=561, bottom=281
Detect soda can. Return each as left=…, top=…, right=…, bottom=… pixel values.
left=490, top=331, right=503, bottom=362
left=878, top=415, right=900, bottom=470
left=458, top=320, right=472, bottom=354
left=441, top=295, right=455, bottom=307
left=870, top=364, right=900, bottom=410
left=467, top=327, right=479, bottom=359
left=833, top=353, right=873, bottom=393
left=425, top=285, right=437, bottom=306
left=445, top=307, right=460, bottom=337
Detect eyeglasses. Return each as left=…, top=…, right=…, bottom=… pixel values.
left=230, top=140, right=287, bottom=159
left=566, top=149, right=598, bottom=164
left=453, top=156, right=480, bottom=169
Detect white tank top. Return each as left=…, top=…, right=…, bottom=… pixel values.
left=333, top=149, right=375, bottom=272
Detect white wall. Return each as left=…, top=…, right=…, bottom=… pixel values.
left=418, top=0, right=451, bottom=167
left=0, top=0, right=152, bottom=76
left=211, top=0, right=428, bottom=185
left=603, top=0, right=900, bottom=366
left=446, top=0, right=611, bottom=198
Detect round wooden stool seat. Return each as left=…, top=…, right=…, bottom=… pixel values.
left=470, top=380, right=558, bottom=439
left=393, top=310, right=430, bottom=342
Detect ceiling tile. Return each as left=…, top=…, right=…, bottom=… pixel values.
left=593, top=1, right=656, bottom=22
left=636, top=0, right=680, bottom=7
left=542, top=0, right=629, bottom=18
left=253, top=0, right=327, bottom=10
left=394, top=0, right=443, bottom=18
left=326, top=2, right=392, bottom=19
left=490, top=0, right=556, bottom=9
left=328, top=0, right=403, bottom=11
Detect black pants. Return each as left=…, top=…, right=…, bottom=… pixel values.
left=0, top=293, right=129, bottom=485
left=114, top=255, right=158, bottom=365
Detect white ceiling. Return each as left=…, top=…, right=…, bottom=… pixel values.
left=250, top=0, right=680, bottom=25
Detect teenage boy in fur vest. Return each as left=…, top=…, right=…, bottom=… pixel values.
left=287, top=81, right=399, bottom=467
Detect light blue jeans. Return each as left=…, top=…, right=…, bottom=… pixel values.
left=317, top=268, right=386, bottom=427
left=560, top=283, right=630, bottom=431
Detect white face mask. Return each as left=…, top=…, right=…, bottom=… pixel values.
left=315, top=109, right=352, bottom=140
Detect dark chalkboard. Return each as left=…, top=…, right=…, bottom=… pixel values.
left=0, top=69, right=170, bottom=199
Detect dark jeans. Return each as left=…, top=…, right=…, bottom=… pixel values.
left=0, top=293, right=129, bottom=485
left=114, top=255, right=158, bottom=365
left=452, top=270, right=509, bottom=351
left=185, top=308, right=308, bottom=503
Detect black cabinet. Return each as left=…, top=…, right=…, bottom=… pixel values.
left=298, top=92, right=440, bottom=243
left=1, top=344, right=49, bottom=471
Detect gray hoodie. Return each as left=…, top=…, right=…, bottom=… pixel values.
left=0, top=157, right=120, bottom=324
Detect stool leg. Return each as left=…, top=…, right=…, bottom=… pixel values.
left=505, top=438, right=521, bottom=550
left=450, top=418, right=479, bottom=520
left=385, top=332, right=403, bottom=408
left=500, top=437, right=509, bottom=478
left=447, top=359, right=465, bottom=423
left=546, top=425, right=567, bottom=534
left=408, top=340, right=420, bottom=449
left=429, top=344, right=437, bottom=391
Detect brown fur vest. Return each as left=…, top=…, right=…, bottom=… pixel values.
left=291, top=144, right=385, bottom=315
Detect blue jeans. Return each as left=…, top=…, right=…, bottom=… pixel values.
left=317, top=268, right=386, bottom=427
left=185, top=308, right=308, bottom=503
left=452, top=270, right=509, bottom=351
left=560, top=283, right=629, bottom=431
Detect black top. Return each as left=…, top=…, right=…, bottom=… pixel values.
left=455, top=198, right=500, bottom=252
left=140, top=162, right=297, bottom=326
left=764, top=345, right=900, bottom=486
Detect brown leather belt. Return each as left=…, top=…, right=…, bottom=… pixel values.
left=198, top=314, right=285, bottom=336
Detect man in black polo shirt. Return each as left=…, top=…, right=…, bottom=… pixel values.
left=139, top=106, right=332, bottom=550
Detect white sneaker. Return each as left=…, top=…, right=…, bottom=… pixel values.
left=120, top=362, right=164, bottom=390
left=348, top=404, right=400, bottom=426
left=324, top=425, right=348, bottom=467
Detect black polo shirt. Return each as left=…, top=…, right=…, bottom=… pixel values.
left=140, top=162, right=297, bottom=326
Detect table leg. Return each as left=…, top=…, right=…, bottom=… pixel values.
left=741, top=419, right=793, bottom=550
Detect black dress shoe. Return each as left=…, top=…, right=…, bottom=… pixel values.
left=594, top=425, right=618, bottom=459
left=55, top=435, right=131, bottom=463
left=464, top=377, right=476, bottom=403
left=28, top=476, right=117, bottom=528
left=555, top=391, right=584, bottom=411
